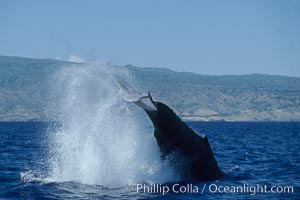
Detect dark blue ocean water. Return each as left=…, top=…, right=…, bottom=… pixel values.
left=0, top=122, right=299, bottom=199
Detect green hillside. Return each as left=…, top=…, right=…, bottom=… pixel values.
left=0, top=55, right=299, bottom=121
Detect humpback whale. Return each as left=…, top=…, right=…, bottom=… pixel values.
left=134, top=93, right=224, bottom=181
left=116, top=76, right=223, bottom=181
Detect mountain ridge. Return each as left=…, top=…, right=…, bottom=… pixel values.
left=0, top=55, right=299, bottom=121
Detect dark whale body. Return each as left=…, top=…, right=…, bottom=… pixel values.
left=135, top=94, right=224, bottom=181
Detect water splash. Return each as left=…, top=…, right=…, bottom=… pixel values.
left=45, top=63, right=177, bottom=186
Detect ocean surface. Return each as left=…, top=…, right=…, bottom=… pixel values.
left=0, top=121, right=299, bottom=199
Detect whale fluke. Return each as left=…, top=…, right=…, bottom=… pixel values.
left=116, top=76, right=223, bottom=181
left=135, top=93, right=224, bottom=181
left=133, top=92, right=157, bottom=112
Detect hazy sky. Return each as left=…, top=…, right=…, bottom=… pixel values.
left=0, top=0, right=299, bottom=76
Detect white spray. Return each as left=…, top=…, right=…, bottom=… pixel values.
left=45, top=63, right=177, bottom=186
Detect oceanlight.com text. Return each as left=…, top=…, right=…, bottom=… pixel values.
left=208, top=183, right=294, bottom=195
left=135, top=183, right=294, bottom=196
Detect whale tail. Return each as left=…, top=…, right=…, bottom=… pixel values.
left=115, top=74, right=141, bottom=101
left=115, top=75, right=157, bottom=111
left=133, top=92, right=157, bottom=111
